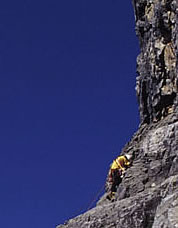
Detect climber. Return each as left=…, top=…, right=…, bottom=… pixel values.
left=106, top=154, right=132, bottom=201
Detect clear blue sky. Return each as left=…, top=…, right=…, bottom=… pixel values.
left=0, top=0, right=139, bottom=227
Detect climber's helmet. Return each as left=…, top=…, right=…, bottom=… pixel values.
left=125, top=154, right=132, bottom=161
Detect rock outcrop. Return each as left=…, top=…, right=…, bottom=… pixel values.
left=135, top=0, right=178, bottom=124
left=57, top=0, right=178, bottom=227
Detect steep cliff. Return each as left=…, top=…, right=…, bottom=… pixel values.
left=57, top=1, right=178, bottom=227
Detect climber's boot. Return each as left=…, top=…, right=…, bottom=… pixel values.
left=106, top=192, right=115, bottom=201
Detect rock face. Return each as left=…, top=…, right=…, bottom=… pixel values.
left=57, top=0, right=178, bottom=227
left=135, top=0, right=178, bottom=124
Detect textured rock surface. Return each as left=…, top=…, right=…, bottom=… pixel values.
left=57, top=0, right=178, bottom=227
left=135, top=0, right=178, bottom=124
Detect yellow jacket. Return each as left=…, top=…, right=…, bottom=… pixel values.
left=110, top=155, right=130, bottom=171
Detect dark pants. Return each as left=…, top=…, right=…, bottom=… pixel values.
left=106, top=169, right=122, bottom=193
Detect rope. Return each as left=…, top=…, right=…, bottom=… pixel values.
left=86, top=183, right=105, bottom=211
left=72, top=183, right=105, bottom=219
